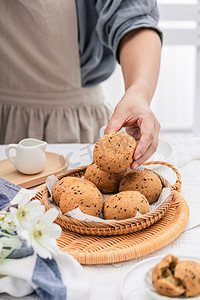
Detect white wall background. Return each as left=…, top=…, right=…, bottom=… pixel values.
left=100, top=0, right=197, bottom=133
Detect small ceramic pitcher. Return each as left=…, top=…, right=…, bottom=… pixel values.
left=5, top=138, right=47, bottom=174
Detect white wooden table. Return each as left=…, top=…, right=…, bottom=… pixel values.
left=0, top=136, right=200, bottom=300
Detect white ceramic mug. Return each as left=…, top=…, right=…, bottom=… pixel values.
left=5, top=138, right=47, bottom=174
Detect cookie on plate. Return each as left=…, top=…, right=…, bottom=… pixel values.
left=52, top=176, right=81, bottom=205
left=175, top=260, right=200, bottom=297
left=152, top=254, right=200, bottom=297
left=93, top=132, right=136, bottom=173
left=84, top=163, right=126, bottom=193
left=103, top=191, right=149, bottom=220
left=119, top=169, right=163, bottom=204
left=152, top=254, right=185, bottom=297
left=59, top=178, right=104, bottom=217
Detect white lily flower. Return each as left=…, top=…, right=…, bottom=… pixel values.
left=21, top=208, right=61, bottom=259
left=0, top=211, right=6, bottom=219
left=9, top=200, right=45, bottom=233
left=0, top=213, right=16, bottom=234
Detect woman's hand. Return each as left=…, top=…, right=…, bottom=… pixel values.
left=104, top=28, right=162, bottom=169
left=104, top=86, right=160, bottom=169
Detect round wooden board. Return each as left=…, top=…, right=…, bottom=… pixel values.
left=56, top=191, right=189, bottom=265
left=0, top=152, right=68, bottom=188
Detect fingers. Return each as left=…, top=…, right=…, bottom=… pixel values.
left=104, top=101, right=138, bottom=135
left=125, top=124, right=141, bottom=140
left=104, top=98, right=160, bottom=170
left=133, top=115, right=154, bottom=161
left=131, top=138, right=158, bottom=169
left=132, top=117, right=160, bottom=169
left=104, top=105, right=124, bottom=134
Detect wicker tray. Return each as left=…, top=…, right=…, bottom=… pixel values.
left=39, top=161, right=182, bottom=236
left=56, top=191, right=189, bottom=265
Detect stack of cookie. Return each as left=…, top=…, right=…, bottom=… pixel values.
left=52, top=132, right=163, bottom=221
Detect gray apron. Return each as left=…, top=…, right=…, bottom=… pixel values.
left=0, top=0, right=111, bottom=144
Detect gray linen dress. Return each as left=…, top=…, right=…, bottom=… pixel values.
left=0, top=0, right=111, bottom=144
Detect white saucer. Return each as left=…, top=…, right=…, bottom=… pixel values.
left=120, top=255, right=200, bottom=300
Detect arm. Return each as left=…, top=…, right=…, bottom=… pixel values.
left=105, top=28, right=161, bottom=169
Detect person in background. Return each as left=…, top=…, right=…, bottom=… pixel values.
left=0, top=0, right=162, bottom=169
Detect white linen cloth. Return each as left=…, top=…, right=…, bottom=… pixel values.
left=170, top=137, right=200, bottom=168
left=0, top=251, right=90, bottom=300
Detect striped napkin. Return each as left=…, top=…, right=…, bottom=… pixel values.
left=0, top=178, right=90, bottom=300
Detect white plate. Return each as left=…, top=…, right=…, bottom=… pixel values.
left=120, top=255, right=200, bottom=300
left=145, top=139, right=174, bottom=170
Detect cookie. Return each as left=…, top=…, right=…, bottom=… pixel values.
left=152, top=254, right=200, bottom=298
left=103, top=191, right=148, bottom=220
left=119, top=169, right=163, bottom=204
left=152, top=254, right=185, bottom=297
left=59, top=178, right=104, bottom=217
left=93, top=132, right=136, bottom=173
left=175, top=260, right=200, bottom=297
left=52, top=176, right=80, bottom=205
left=129, top=191, right=150, bottom=214
left=84, top=163, right=126, bottom=193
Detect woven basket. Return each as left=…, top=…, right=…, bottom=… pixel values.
left=39, top=161, right=181, bottom=236
left=56, top=190, right=189, bottom=265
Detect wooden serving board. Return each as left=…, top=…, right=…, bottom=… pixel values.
left=0, top=152, right=68, bottom=188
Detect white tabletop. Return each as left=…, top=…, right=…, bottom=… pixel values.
left=1, top=136, right=200, bottom=300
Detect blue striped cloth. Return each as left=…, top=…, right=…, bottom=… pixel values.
left=0, top=177, right=66, bottom=300
left=0, top=177, right=21, bottom=210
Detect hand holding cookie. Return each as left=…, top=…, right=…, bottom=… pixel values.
left=104, top=90, right=160, bottom=169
